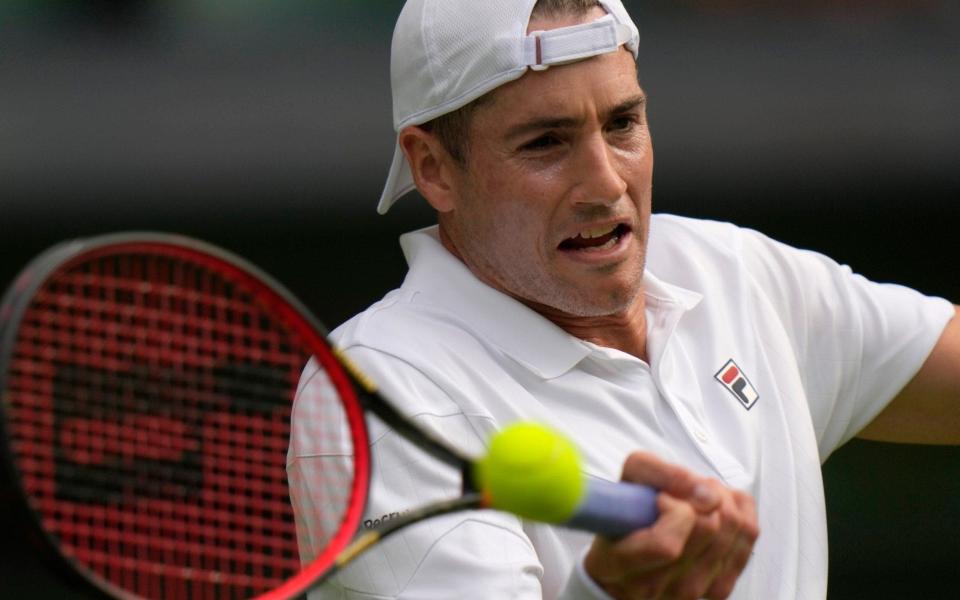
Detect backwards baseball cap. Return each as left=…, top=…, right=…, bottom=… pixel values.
left=377, top=0, right=640, bottom=214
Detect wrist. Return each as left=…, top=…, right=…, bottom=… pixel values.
left=557, top=548, right=617, bottom=600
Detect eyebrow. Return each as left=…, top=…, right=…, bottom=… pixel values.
left=503, top=93, right=647, bottom=141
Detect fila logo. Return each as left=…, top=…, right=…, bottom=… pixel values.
left=714, top=359, right=759, bottom=410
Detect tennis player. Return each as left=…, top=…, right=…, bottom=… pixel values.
left=288, top=1, right=960, bottom=598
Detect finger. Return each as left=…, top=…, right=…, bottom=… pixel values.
left=674, top=479, right=731, bottom=558
left=656, top=482, right=759, bottom=600
left=704, top=490, right=760, bottom=599
left=666, top=490, right=739, bottom=598
left=704, top=535, right=753, bottom=599
left=620, top=451, right=720, bottom=512
left=586, top=493, right=698, bottom=583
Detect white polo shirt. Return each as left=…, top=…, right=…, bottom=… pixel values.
left=288, top=214, right=953, bottom=599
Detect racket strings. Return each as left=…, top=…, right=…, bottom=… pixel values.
left=5, top=249, right=317, bottom=598
left=20, top=277, right=290, bottom=370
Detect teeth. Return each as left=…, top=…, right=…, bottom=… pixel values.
left=579, top=225, right=617, bottom=239
left=594, top=237, right=618, bottom=251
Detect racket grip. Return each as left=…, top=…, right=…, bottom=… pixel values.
left=565, top=479, right=659, bottom=538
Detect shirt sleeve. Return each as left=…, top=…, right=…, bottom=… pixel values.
left=287, top=345, right=605, bottom=599
left=737, top=227, right=954, bottom=459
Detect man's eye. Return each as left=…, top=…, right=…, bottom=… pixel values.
left=608, top=116, right=636, bottom=132
left=520, top=135, right=559, bottom=151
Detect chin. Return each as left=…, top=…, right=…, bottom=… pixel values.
left=557, top=284, right=642, bottom=318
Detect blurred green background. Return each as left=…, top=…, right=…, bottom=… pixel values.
left=1, top=1, right=958, bottom=597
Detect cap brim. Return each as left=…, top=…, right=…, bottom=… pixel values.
left=377, top=139, right=417, bottom=214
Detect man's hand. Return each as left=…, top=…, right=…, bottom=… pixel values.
left=583, top=452, right=759, bottom=599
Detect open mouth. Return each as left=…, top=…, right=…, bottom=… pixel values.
left=558, top=223, right=630, bottom=252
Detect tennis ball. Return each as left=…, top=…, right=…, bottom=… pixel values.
left=473, top=422, right=585, bottom=523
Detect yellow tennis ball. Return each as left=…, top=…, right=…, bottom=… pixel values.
left=473, top=422, right=585, bottom=523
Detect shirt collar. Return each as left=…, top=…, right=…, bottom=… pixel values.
left=399, top=225, right=702, bottom=379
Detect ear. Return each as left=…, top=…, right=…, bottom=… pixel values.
left=398, top=126, right=461, bottom=213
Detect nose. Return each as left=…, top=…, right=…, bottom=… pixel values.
left=571, top=133, right=628, bottom=206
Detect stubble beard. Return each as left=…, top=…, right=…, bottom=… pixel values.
left=516, top=255, right=646, bottom=318
left=453, top=220, right=647, bottom=319
left=442, top=178, right=649, bottom=320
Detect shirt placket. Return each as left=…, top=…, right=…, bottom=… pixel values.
left=647, top=297, right=749, bottom=486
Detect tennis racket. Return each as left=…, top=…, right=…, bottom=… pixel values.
left=0, top=232, right=659, bottom=600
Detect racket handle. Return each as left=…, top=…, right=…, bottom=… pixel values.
left=566, top=479, right=659, bottom=538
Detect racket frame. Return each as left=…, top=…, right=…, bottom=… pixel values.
left=0, top=232, right=478, bottom=600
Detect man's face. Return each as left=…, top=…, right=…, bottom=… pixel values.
left=439, top=12, right=653, bottom=319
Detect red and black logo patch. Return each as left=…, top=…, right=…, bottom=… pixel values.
left=714, top=359, right=759, bottom=410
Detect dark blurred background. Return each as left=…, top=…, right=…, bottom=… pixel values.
left=1, top=0, right=958, bottom=597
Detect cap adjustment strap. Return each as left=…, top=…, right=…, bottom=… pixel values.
left=524, top=14, right=632, bottom=72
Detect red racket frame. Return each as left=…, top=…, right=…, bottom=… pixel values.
left=0, top=234, right=372, bottom=600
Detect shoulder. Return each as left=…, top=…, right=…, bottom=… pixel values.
left=328, top=288, right=507, bottom=421
left=332, top=288, right=481, bottom=363
left=648, top=213, right=834, bottom=291
left=648, top=213, right=794, bottom=262
left=331, top=288, right=456, bottom=389
left=650, top=213, right=742, bottom=241
left=646, top=214, right=766, bottom=297
left=648, top=214, right=747, bottom=270
left=332, top=288, right=417, bottom=351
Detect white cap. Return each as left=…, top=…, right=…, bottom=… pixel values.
left=377, top=0, right=640, bottom=214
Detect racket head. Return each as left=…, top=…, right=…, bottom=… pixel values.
left=0, top=233, right=372, bottom=599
